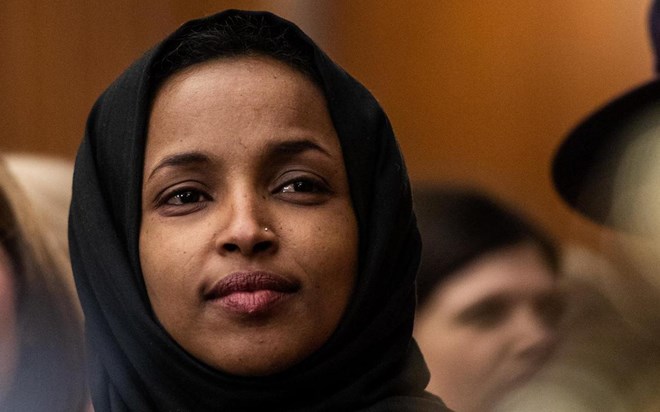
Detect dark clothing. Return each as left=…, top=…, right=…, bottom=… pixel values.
left=69, top=9, right=448, bottom=412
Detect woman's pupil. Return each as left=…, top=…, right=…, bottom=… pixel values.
left=295, top=181, right=312, bottom=192
left=178, top=191, right=197, bottom=203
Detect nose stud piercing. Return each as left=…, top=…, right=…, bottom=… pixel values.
left=264, top=227, right=269, bottom=232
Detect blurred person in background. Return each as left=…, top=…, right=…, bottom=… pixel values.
left=498, top=1, right=660, bottom=410
left=494, top=240, right=660, bottom=412
left=5, top=153, right=79, bottom=305
left=413, top=187, right=563, bottom=412
left=0, top=153, right=87, bottom=411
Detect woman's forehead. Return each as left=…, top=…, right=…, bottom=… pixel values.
left=141, top=56, right=349, bottom=192
left=436, top=244, right=557, bottom=308
left=153, top=54, right=327, bottom=113
left=150, top=57, right=329, bottom=133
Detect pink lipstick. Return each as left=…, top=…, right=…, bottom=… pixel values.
left=204, top=271, right=300, bottom=315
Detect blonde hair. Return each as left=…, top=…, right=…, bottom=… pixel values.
left=4, top=153, right=79, bottom=308
left=0, top=154, right=87, bottom=411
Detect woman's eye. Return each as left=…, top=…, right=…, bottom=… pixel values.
left=163, top=189, right=210, bottom=206
left=152, top=186, right=211, bottom=217
left=274, top=175, right=331, bottom=205
left=166, top=190, right=205, bottom=205
left=456, top=298, right=510, bottom=329
left=281, top=180, right=318, bottom=193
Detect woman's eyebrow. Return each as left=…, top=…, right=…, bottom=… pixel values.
left=147, top=151, right=211, bottom=181
left=265, top=139, right=332, bottom=159
left=455, top=295, right=508, bottom=319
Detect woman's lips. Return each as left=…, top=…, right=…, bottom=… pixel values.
left=204, top=271, right=300, bottom=315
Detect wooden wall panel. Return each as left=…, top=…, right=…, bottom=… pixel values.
left=0, top=0, right=333, bottom=156
left=0, top=0, right=653, bottom=246
left=327, top=0, right=652, bottom=246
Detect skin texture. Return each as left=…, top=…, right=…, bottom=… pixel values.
left=140, top=56, right=359, bottom=376
left=0, top=244, right=17, bottom=403
left=414, top=242, right=561, bottom=412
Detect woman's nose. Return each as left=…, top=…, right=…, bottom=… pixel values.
left=214, top=192, right=277, bottom=256
left=512, top=309, right=558, bottom=360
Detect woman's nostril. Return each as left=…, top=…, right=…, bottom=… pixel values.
left=253, top=241, right=272, bottom=253
left=222, top=240, right=273, bottom=254
left=224, top=244, right=239, bottom=252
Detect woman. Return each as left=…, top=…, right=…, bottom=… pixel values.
left=0, top=155, right=87, bottom=411
left=69, top=10, right=447, bottom=411
left=413, top=187, right=563, bottom=412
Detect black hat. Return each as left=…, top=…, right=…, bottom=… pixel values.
left=552, top=0, right=660, bottom=234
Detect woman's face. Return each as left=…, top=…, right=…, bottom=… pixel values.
left=414, top=242, right=561, bottom=412
left=0, top=244, right=18, bottom=402
left=140, top=56, right=358, bottom=376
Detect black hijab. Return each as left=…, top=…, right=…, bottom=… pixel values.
left=69, top=10, right=447, bottom=412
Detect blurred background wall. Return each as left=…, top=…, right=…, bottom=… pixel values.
left=0, top=0, right=653, bottom=247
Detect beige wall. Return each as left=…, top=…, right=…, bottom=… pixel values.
left=0, top=0, right=653, bottom=247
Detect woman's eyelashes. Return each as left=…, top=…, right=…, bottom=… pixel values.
left=281, top=180, right=316, bottom=193
left=167, top=189, right=210, bottom=205
left=154, top=184, right=212, bottom=216
left=273, top=173, right=332, bottom=204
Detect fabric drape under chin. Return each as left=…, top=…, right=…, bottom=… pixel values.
left=69, top=9, right=447, bottom=412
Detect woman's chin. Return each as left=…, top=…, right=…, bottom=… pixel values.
left=204, top=351, right=301, bottom=377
